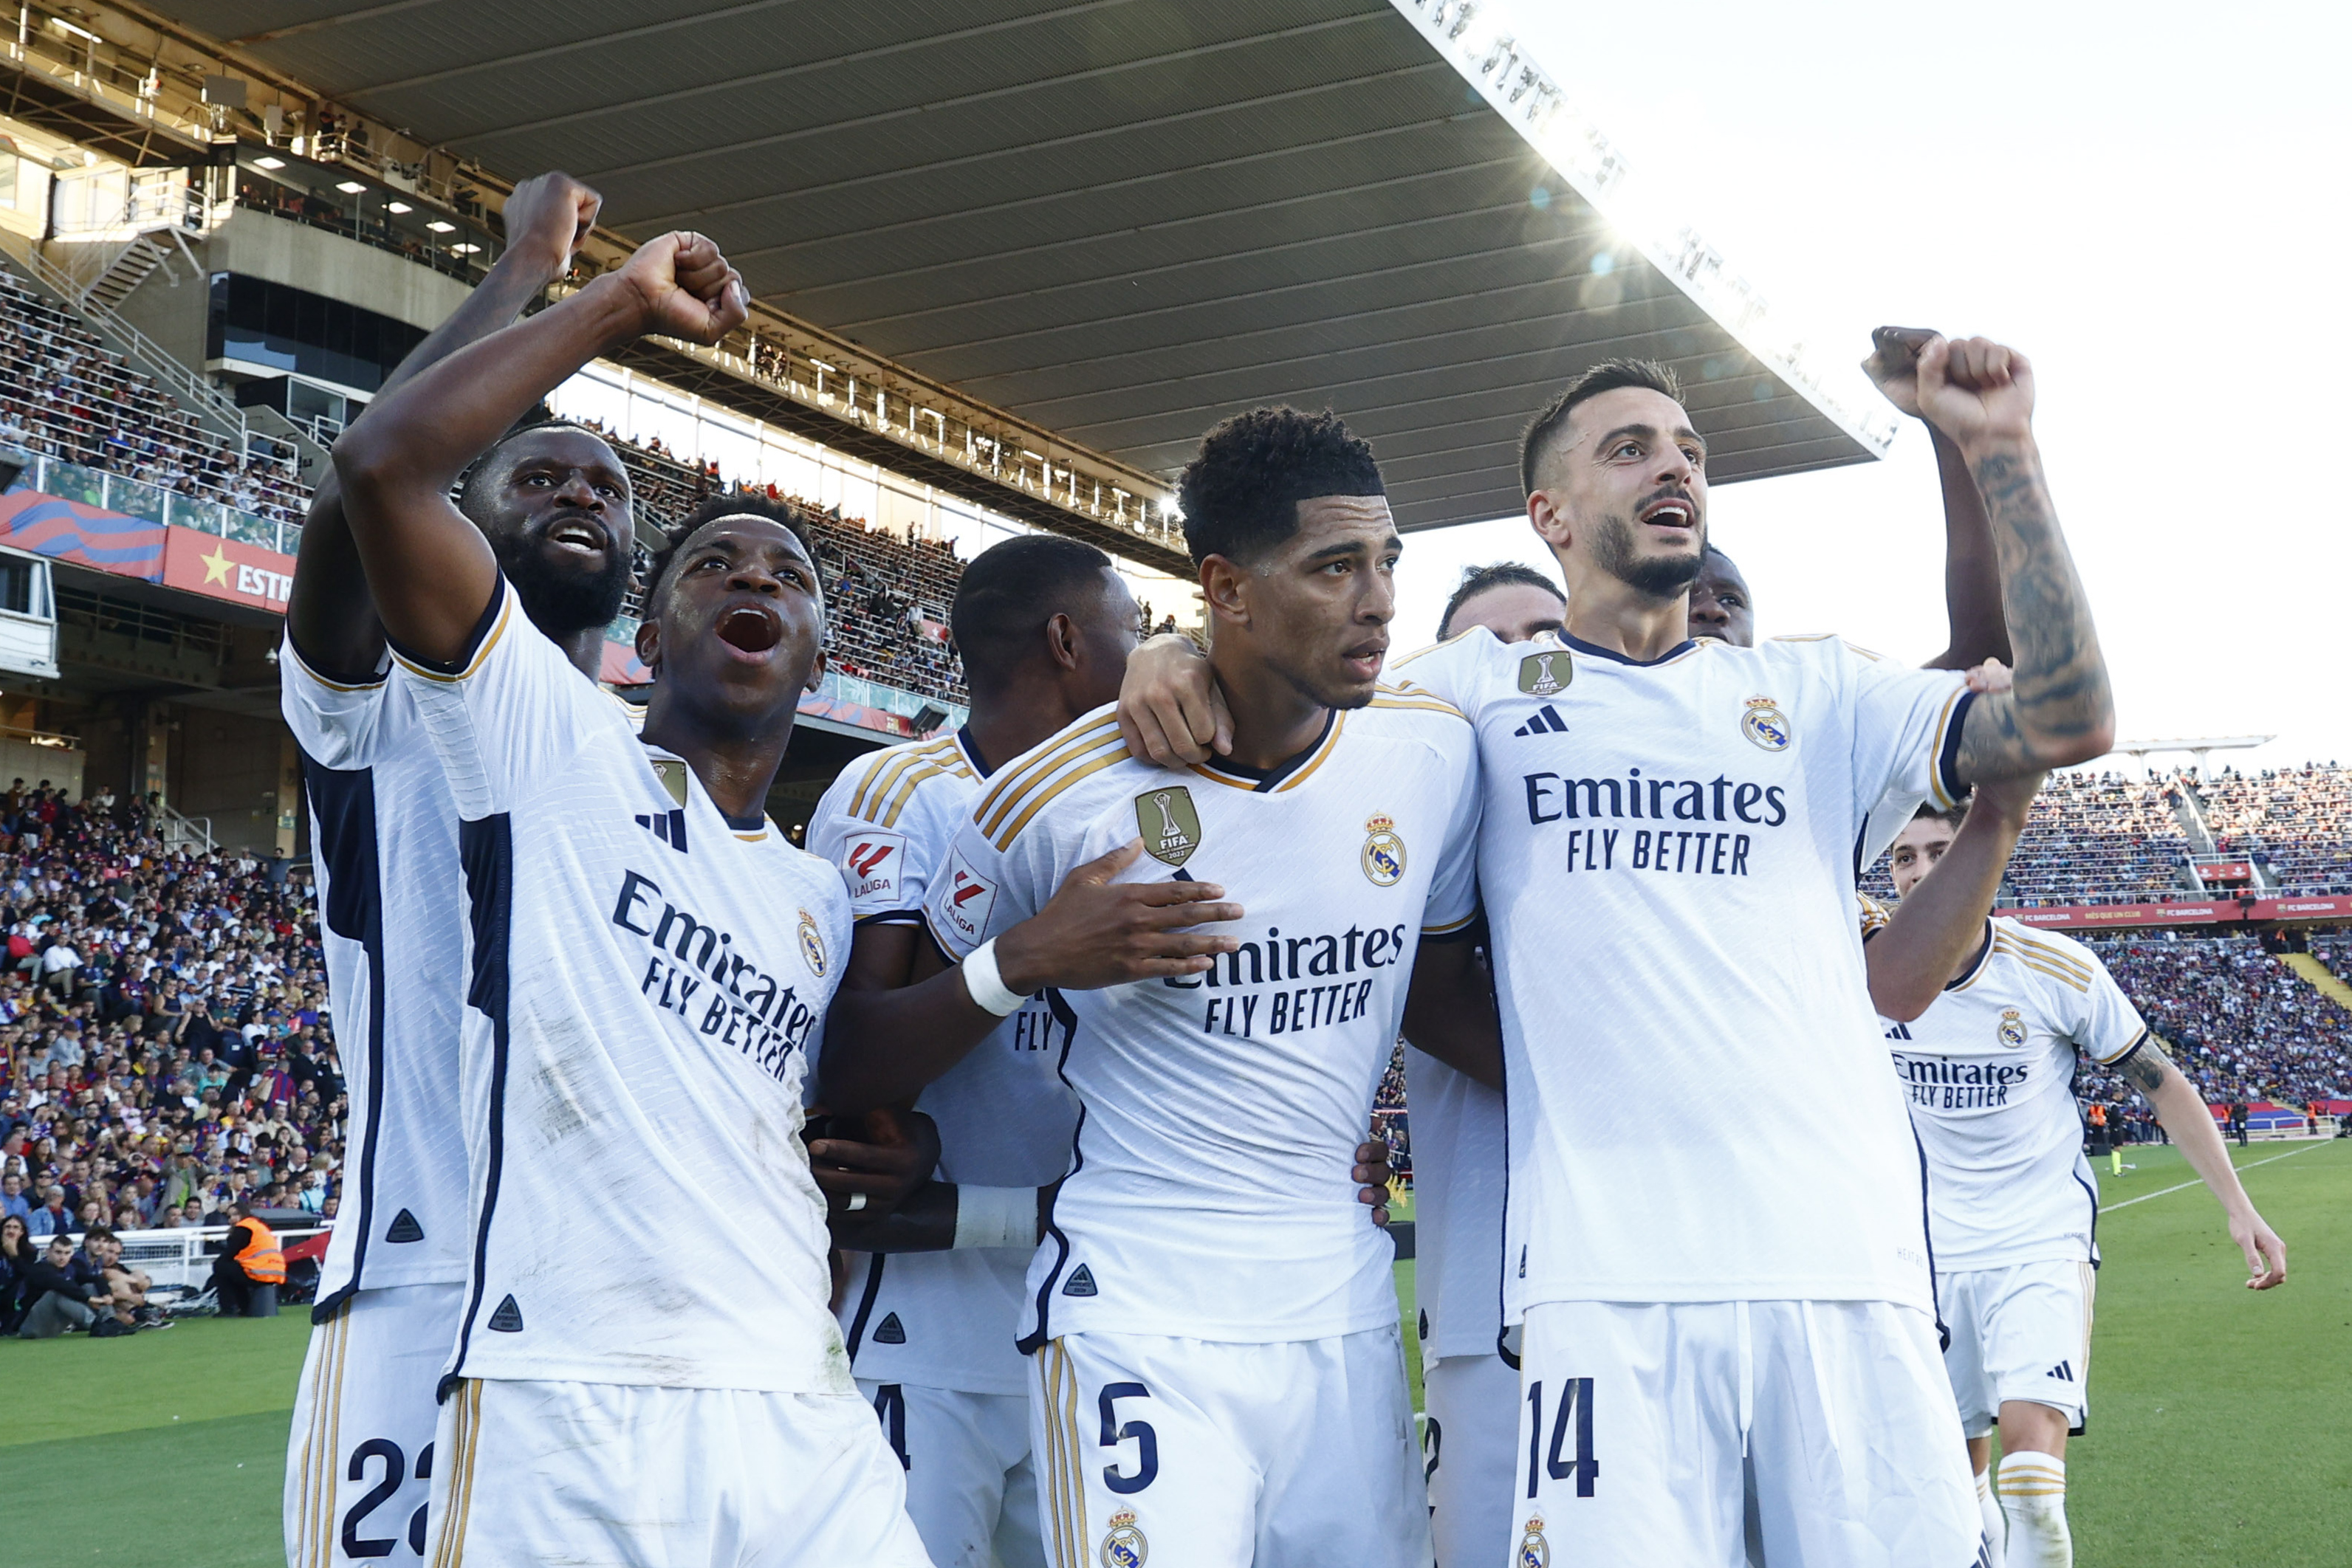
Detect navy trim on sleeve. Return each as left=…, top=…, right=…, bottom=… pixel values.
left=385, top=581, right=505, bottom=678
left=1935, top=689, right=1978, bottom=805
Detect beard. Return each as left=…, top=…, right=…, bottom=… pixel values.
left=1587, top=509, right=1704, bottom=600
left=493, top=529, right=632, bottom=635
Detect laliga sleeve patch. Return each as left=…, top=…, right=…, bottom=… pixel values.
left=838, top=828, right=907, bottom=909
left=936, top=849, right=999, bottom=947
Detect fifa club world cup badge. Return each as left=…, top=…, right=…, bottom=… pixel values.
left=652, top=757, right=691, bottom=805
left=1517, top=1514, right=1550, bottom=1568
left=1998, top=1007, right=2029, bottom=1048
left=1741, top=695, right=1792, bottom=752
left=796, top=908, right=827, bottom=978
left=1100, top=1507, right=1148, bottom=1567
left=1518, top=648, right=1571, bottom=696
left=1136, top=785, right=1201, bottom=868
left=1362, top=813, right=1407, bottom=886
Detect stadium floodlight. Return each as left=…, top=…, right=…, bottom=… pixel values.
left=450, top=243, right=481, bottom=255
left=335, top=181, right=367, bottom=194
left=425, top=220, right=456, bottom=233
left=385, top=201, right=412, bottom=214
left=253, top=156, right=285, bottom=171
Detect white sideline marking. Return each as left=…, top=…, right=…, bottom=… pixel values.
left=2098, top=1140, right=2334, bottom=1213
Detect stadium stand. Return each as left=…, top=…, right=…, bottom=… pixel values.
left=0, top=789, right=339, bottom=1309
left=2072, top=931, right=2351, bottom=1113
left=0, top=260, right=975, bottom=704
left=2200, top=763, right=2352, bottom=896
left=0, top=270, right=308, bottom=526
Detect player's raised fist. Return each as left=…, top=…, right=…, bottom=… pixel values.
left=609, top=230, right=750, bottom=348
left=995, top=839, right=1244, bottom=993
left=1914, top=333, right=2035, bottom=447
left=501, top=171, right=602, bottom=272
left=1861, top=325, right=1939, bottom=419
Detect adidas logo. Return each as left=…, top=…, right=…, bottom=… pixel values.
left=1512, top=706, right=1569, bottom=737
left=384, top=1208, right=424, bottom=1244
left=2045, top=1360, right=2075, bottom=1383
left=1061, top=1264, right=1099, bottom=1298
left=633, top=808, right=690, bottom=853
left=873, top=1312, right=907, bottom=1344
left=487, top=1294, right=525, bottom=1333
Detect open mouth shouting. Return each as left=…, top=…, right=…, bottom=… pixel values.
left=543, top=513, right=611, bottom=557
left=1638, top=493, right=1698, bottom=540
left=716, top=600, right=784, bottom=659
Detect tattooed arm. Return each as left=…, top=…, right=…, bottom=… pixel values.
left=1909, top=337, right=2116, bottom=786
left=2114, top=1036, right=2288, bottom=1288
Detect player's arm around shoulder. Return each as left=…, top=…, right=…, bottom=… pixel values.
left=1398, top=707, right=1498, bottom=1087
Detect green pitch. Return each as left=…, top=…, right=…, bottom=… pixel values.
left=5, top=1140, right=2343, bottom=1567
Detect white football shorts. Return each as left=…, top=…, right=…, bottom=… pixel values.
left=286, top=1282, right=463, bottom=1568
left=858, top=1377, right=1043, bottom=1568
left=1030, top=1325, right=1433, bottom=1568
left=422, top=1377, right=930, bottom=1567
left=1420, top=1352, right=1518, bottom=1568
left=1513, top=1299, right=1984, bottom=1568
left=1936, top=1260, right=2094, bottom=1436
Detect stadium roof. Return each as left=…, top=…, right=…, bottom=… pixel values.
left=128, top=1, right=1888, bottom=534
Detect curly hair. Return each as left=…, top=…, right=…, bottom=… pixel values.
left=1518, top=358, right=1684, bottom=498
left=637, top=492, right=822, bottom=615
left=1176, top=407, right=1384, bottom=568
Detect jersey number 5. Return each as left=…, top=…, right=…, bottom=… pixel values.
left=1098, top=1382, right=1159, bottom=1494
left=1524, top=1377, right=1599, bottom=1500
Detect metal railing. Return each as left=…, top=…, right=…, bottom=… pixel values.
left=13, top=245, right=291, bottom=466
left=2, top=446, right=298, bottom=552
left=159, top=802, right=214, bottom=854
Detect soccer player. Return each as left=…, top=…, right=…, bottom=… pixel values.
left=326, top=229, right=940, bottom=1564
left=1124, top=334, right=2113, bottom=1564
left=806, top=533, right=1136, bottom=1568
left=280, top=171, right=631, bottom=1568
left=836, top=408, right=1497, bottom=1567
left=1876, top=795, right=2288, bottom=1568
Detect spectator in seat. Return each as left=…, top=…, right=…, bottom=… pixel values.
left=0, top=1211, right=34, bottom=1332
left=16, top=1229, right=110, bottom=1337
left=27, top=1183, right=71, bottom=1237
left=209, top=1198, right=284, bottom=1316
left=1, top=1171, right=28, bottom=1224
left=84, top=1225, right=157, bottom=1327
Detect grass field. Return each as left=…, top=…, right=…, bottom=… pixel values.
left=6, top=1138, right=2344, bottom=1567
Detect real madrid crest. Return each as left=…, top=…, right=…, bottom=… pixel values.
left=1517, top=1514, right=1550, bottom=1568
left=1741, top=695, right=1792, bottom=752
left=1100, top=1507, right=1148, bottom=1568
left=1136, top=786, right=1202, bottom=868
left=1518, top=648, right=1572, bottom=696
left=1362, top=813, right=1406, bottom=886
left=1997, top=1007, right=2028, bottom=1048
left=797, top=908, right=827, bottom=978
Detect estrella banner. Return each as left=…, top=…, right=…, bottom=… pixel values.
left=160, top=527, right=295, bottom=611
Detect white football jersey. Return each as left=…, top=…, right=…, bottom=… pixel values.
left=1400, top=1045, right=1505, bottom=1364
left=923, top=695, right=1481, bottom=1346
left=398, top=578, right=853, bottom=1394
left=807, top=730, right=1080, bottom=1397
left=1393, top=627, right=1974, bottom=1316
left=281, top=639, right=468, bottom=1303
left=1874, top=915, right=2149, bottom=1270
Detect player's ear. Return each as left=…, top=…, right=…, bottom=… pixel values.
left=1199, top=554, right=1250, bottom=627
left=1044, top=612, right=1081, bottom=673
left=1527, top=488, right=1572, bottom=554
left=803, top=642, right=826, bottom=695
left=634, top=616, right=662, bottom=678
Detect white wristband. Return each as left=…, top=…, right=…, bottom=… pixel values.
left=960, top=938, right=1026, bottom=1017
left=952, top=1184, right=1038, bottom=1250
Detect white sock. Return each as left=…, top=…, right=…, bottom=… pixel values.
left=1975, top=1468, right=2006, bottom=1568
left=1996, top=1453, right=2071, bottom=1568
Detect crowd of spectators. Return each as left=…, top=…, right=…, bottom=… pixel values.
left=0, top=785, right=340, bottom=1334
left=0, top=268, right=309, bottom=526
left=1988, top=770, right=2195, bottom=907
left=2200, top=763, right=2352, bottom=897
left=2071, top=932, right=2352, bottom=1113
